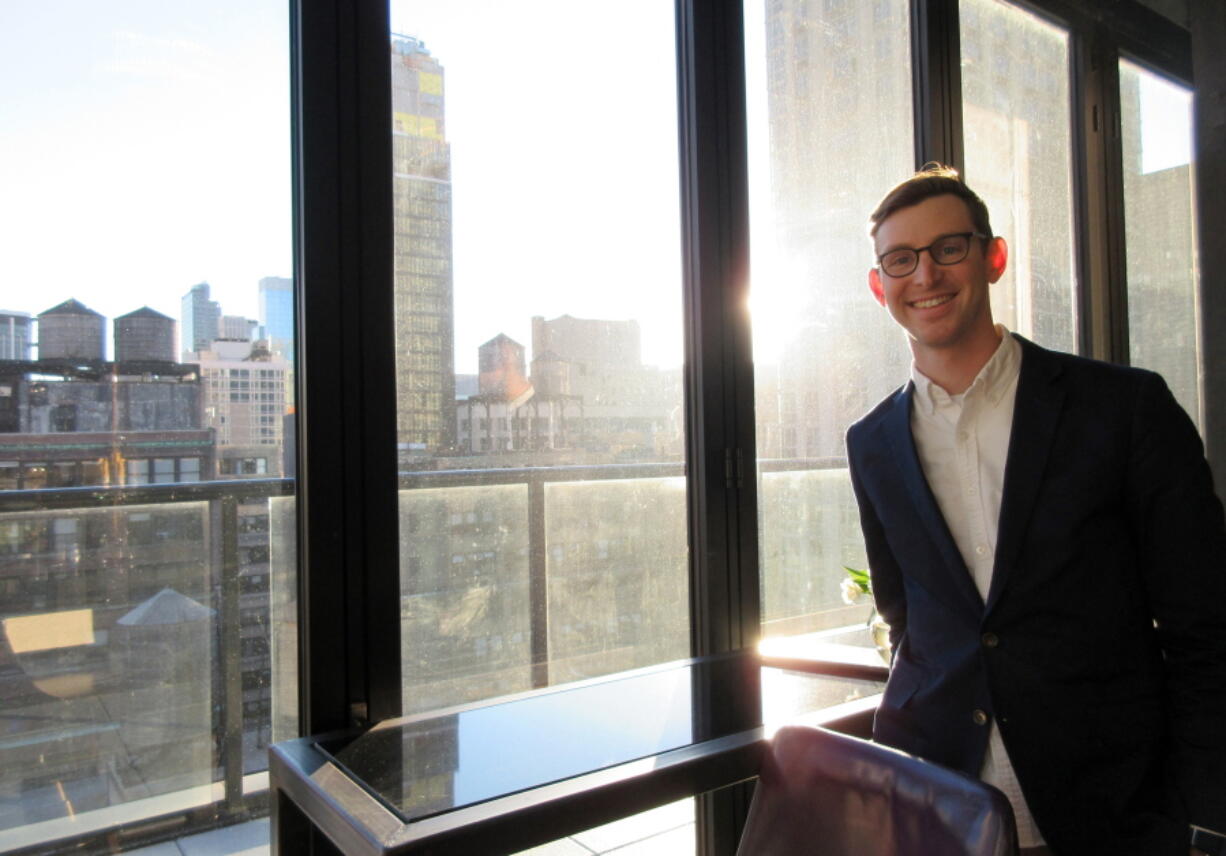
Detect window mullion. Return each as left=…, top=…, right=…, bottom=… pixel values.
left=292, top=0, right=401, bottom=736
left=1071, top=28, right=1129, bottom=364
left=911, top=0, right=964, bottom=172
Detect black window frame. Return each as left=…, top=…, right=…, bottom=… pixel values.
left=289, top=1, right=1221, bottom=854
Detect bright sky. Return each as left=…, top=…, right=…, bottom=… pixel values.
left=389, top=1, right=683, bottom=372
left=1, top=3, right=1193, bottom=371
left=1133, top=63, right=1193, bottom=174
left=0, top=2, right=684, bottom=373
left=0, top=1, right=291, bottom=342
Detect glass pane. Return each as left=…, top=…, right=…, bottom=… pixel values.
left=746, top=0, right=913, bottom=638
left=960, top=0, right=1077, bottom=352
left=388, top=2, right=687, bottom=714
left=1119, top=59, right=1201, bottom=429
left=0, top=3, right=293, bottom=850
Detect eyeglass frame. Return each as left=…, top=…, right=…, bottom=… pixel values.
left=875, top=231, right=991, bottom=278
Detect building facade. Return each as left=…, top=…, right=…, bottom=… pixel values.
left=0, top=359, right=210, bottom=489
left=391, top=35, right=457, bottom=456
left=194, top=339, right=291, bottom=478
left=0, top=311, right=32, bottom=361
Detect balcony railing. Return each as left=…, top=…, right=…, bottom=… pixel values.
left=0, top=457, right=867, bottom=853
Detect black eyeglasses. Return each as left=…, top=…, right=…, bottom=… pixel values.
left=876, top=232, right=988, bottom=278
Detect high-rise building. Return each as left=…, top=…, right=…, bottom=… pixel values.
left=391, top=35, right=456, bottom=455
left=37, top=299, right=106, bottom=362
left=181, top=283, right=220, bottom=356
left=219, top=315, right=257, bottom=341
left=0, top=311, right=32, bottom=361
left=196, top=339, right=291, bottom=477
left=115, top=307, right=176, bottom=363
left=528, top=315, right=679, bottom=461
left=258, top=276, right=294, bottom=360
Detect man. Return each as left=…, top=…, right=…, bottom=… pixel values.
left=845, top=164, right=1226, bottom=854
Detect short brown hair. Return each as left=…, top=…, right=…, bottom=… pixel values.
left=868, top=163, right=993, bottom=240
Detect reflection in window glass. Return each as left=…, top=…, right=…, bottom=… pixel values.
left=0, top=3, right=292, bottom=850
left=1119, top=60, right=1201, bottom=429
left=745, top=0, right=912, bottom=638
left=389, top=1, right=687, bottom=713
left=960, top=0, right=1077, bottom=352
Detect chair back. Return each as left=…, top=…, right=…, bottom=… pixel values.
left=736, top=725, right=1017, bottom=856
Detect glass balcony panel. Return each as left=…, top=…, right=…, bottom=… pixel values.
left=0, top=503, right=214, bottom=843
left=960, top=0, right=1078, bottom=351
left=399, top=485, right=532, bottom=714
left=758, top=467, right=873, bottom=635
left=544, top=477, right=688, bottom=684
left=1119, top=59, right=1201, bottom=430
left=389, top=0, right=687, bottom=710
left=745, top=0, right=911, bottom=639
left=269, top=494, right=299, bottom=748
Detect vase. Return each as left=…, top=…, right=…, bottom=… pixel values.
left=869, top=610, right=891, bottom=664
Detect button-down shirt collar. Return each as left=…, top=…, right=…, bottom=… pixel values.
left=910, top=326, right=1022, bottom=416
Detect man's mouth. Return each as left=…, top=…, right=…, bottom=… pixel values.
left=909, top=294, right=955, bottom=310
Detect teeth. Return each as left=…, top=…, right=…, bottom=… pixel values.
left=912, top=295, right=953, bottom=309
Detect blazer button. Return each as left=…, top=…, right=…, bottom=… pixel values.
left=972, top=709, right=989, bottom=726
left=982, top=632, right=999, bottom=648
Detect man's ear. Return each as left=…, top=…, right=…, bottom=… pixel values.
left=985, top=237, right=1008, bottom=283
left=868, top=268, right=886, bottom=306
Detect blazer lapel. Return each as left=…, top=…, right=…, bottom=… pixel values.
left=986, top=336, right=1065, bottom=613
left=883, top=384, right=985, bottom=614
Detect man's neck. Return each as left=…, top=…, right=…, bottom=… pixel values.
left=912, top=327, right=1004, bottom=395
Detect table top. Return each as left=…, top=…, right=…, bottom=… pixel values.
left=316, top=653, right=755, bottom=825
left=270, top=640, right=886, bottom=855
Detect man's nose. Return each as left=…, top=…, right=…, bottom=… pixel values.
left=911, top=251, right=941, bottom=286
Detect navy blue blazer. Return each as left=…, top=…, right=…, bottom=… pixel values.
left=846, top=335, right=1226, bottom=854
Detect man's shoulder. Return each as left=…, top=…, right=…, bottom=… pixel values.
left=847, top=382, right=909, bottom=446
left=1015, top=334, right=1164, bottom=393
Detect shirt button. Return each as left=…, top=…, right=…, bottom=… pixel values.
left=975, top=544, right=987, bottom=556
left=982, top=632, right=999, bottom=648
left=958, top=431, right=969, bottom=442
left=972, top=709, right=989, bottom=726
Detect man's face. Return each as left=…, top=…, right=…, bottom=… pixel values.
left=868, top=193, right=1007, bottom=356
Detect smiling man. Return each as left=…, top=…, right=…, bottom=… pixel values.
left=845, top=164, right=1226, bottom=855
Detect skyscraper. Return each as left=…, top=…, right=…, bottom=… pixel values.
left=391, top=35, right=456, bottom=455
left=258, top=276, right=294, bottom=361
left=0, top=311, right=32, bottom=361
left=181, top=282, right=221, bottom=356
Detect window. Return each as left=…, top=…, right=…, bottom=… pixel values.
left=960, top=0, right=1077, bottom=352
left=389, top=0, right=686, bottom=714
left=746, top=0, right=913, bottom=638
left=0, top=3, right=294, bottom=853
left=3, top=0, right=1207, bottom=853
left=1119, top=58, right=1201, bottom=428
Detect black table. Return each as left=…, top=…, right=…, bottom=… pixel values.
left=270, top=649, right=883, bottom=854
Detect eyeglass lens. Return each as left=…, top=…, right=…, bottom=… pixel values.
left=880, top=234, right=971, bottom=277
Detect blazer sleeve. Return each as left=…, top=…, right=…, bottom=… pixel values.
left=847, top=433, right=907, bottom=652
left=1127, top=372, right=1226, bottom=831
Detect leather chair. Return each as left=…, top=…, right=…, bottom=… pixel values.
left=737, top=725, right=1018, bottom=856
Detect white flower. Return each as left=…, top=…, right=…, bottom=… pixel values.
left=840, top=577, right=863, bottom=605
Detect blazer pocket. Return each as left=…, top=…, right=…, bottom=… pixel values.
left=881, top=663, right=922, bottom=711
left=874, top=668, right=926, bottom=757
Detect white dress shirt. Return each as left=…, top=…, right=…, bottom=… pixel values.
left=909, top=327, right=1045, bottom=848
